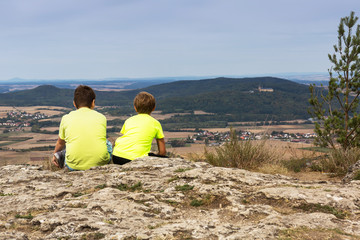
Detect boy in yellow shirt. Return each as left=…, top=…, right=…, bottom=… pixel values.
left=52, top=85, right=111, bottom=170
left=112, top=91, right=166, bottom=165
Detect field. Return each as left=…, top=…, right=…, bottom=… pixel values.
left=1, top=128, right=318, bottom=167
left=0, top=106, right=69, bottom=116
left=0, top=105, right=330, bottom=180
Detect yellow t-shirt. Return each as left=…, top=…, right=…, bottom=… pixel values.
left=113, top=114, right=164, bottom=160
left=59, top=107, right=109, bottom=170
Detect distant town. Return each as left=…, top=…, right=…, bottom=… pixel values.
left=168, top=129, right=316, bottom=148
left=0, top=110, right=48, bottom=132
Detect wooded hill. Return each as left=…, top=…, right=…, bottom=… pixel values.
left=0, top=77, right=312, bottom=121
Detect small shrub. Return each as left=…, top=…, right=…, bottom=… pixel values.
left=204, top=129, right=276, bottom=170
left=115, top=183, right=128, bottom=191
left=282, top=158, right=308, bottom=173
left=310, top=163, right=323, bottom=172
left=190, top=199, right=203, bottom=207
left=72, top=192, right=84, bottom=197
left=319, top=148, right=360, bottom=176
left=353, top=170, right=360, bottom=180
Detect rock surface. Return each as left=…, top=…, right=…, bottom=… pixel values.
left=1, top=157, right=360, bottom=239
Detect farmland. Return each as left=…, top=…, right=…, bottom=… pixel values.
left=0, top=105, right=317, bottom=170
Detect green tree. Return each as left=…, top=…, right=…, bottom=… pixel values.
left=309, top=11, right=360, bottom=150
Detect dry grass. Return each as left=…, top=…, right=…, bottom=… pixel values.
left=317, top=148, right=360, bottom=176
left=203, top=130, right=278, bottom=170
left=257, top=163, right=289, bottom=175
left=278, top=226, right=360, bottom=240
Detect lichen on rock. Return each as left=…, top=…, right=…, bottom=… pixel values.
left=1, top=157, right=360, bottom=239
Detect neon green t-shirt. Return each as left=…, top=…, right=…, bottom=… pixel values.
left=59, top=107, right=110, bottom=170
left=113, top=114, right=164, bottom=160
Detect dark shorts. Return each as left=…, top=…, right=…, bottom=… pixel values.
left=112, top=152, right=168, bottom=165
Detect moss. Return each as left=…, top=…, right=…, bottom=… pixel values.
left=95, top=184, right=106, bottom=189
left=175, top=184, right=194, bottom=191
left=103, top=220, right=114, bottom=225
left=129, top=182, right=142, bottom=191
left=80, top=232, right=105, bottom=240
left=278, top=226, right=359, bottom=240
left=174, top=168, right=192, bottom=173
left=296, top=203, right=348, bottom=219
left=162, top=199, right=180, bottom=206
left=190, top=199, right=204, bottom=207
left=72, top=192, right=84, bottom=197
left=115, top=182, right=143, bottom=192
left=15, top=213, right=33, bottom=220
left=167, top=176, right=179, bottom=183
left=0, top=192, right=13, bottom=196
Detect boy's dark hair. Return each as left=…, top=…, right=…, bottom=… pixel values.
left=134, top=91, right=156, bottom=114
left=73, top=85, right=96, bottom=108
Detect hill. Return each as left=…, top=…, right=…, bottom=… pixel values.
left=1, top=157, right=359, bottom=239
left=0, top=77, right=312, bottom=121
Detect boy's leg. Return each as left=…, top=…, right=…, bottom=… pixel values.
left=64, top=161, right=78, bottom=171
left=106, top=140, right=112, bottom=163
left=148, top=152, right=169, bottom=158
left=113, top=155, right=132, bottom=165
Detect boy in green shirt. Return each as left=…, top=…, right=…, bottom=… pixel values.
left=112, top=91, right=166, bottom=165
left=52, top=85, right=111, bottom=170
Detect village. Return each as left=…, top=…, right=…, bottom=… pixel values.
left=0, top=110, right=48, bottom=131
left=169, top=129, right=317, bottom=148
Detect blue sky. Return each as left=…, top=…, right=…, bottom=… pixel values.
left=0, top=0, right=359, bottom=80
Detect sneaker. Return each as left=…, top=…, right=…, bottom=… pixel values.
left=54, top=150, right=65, bottom=168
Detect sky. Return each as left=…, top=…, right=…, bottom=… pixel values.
left=0, top=0, right=359, bottom=80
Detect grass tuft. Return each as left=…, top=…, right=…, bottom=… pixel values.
left=204, top=128, right=276, bottom=170
left=318, top=148, right=360, bottom=176
left=115, top=182, right=143, bottom=192
left=175, top=184, right=194, bottom=191
left=174, top=168, right=192, bottom=173
left=296, top=203, right=348, bottom=219
left=282, top=158, right=308, bottom=173
left=15, top=213, right=33, bottom=220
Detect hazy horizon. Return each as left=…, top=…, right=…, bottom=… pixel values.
left=0, top=72, right=329, bottom=82
left=1, top=0, right=359, bottom=80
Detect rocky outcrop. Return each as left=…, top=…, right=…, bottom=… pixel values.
left=1, top=157, right=360, bottom=239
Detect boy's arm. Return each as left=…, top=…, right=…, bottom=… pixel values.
left=52, top=137, right=66, bottom=167
left=156, top=138, right=166, bottom=156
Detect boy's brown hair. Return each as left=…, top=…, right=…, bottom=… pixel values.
left=134, top=91, right=156, bottom=114
left=73, top=85, right=96, bottom=108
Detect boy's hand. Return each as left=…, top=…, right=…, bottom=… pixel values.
left=156, top=138, right=166, bottom=156
left=52, top=155, right=60, bottom=167
left=53, top=137, right=66, bottom=168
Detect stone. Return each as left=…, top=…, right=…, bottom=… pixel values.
left=343, top=159, right=360, bottom=183
left=0, top=156, right=360, bottom=239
